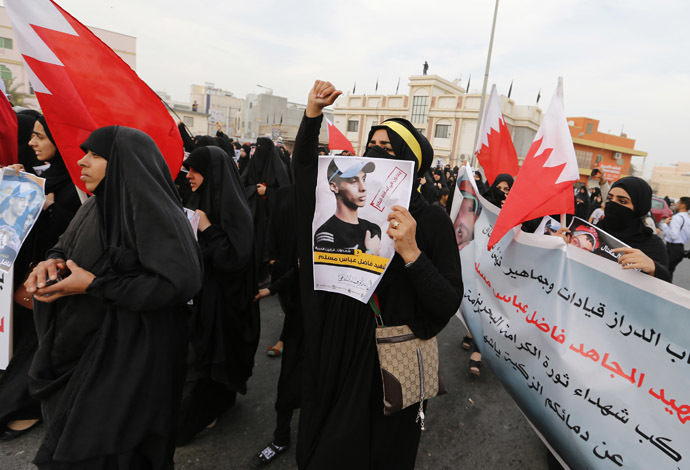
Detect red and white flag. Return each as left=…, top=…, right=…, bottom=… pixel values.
left=4, top=0, right=183, bottom=191
left=488, top=77, right=579, bottom=249
left=474, top=84, right=519, bottom=185
left=0, top=82, right=18, bottom=167
left=325, top=116, right=356, bottom=154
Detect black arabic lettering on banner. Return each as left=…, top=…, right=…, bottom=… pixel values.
left=463, top=260, right=688, bottom=467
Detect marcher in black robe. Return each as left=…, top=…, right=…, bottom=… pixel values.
left=473, top=170, right=489, bottom=195
left=482, top=173, right=514, bottom=208
left=574, top=185, right=590, bottom=220
left=242, top=137, right=290, bottom=279
left=0, top=114, right=81, bottom=440
left=25, top=126, right=202, bottom=469
left=293, top=81, right=462, bottom=469
left=596, top=176, right=670, bottom=282
left=251, top=184, right=304, bottom=465
left=238, top=144, right=251, bottom=175
left=177, top=146, right=259, bottom=446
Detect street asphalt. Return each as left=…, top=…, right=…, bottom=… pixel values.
left=1, top=258, right=689, bottom=469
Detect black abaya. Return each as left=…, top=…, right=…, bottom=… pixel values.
left=242, top=137, right=290, bottom=273
left=178, top=146, right=259, bottom=445
left=0, top=114, right=81, bottom=434
left=29, top=126, right=202, bottom=469
left=293, top=115, right=462, bottom=469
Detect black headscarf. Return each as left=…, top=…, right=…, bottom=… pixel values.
left=242, top=137, right=290, bottom=188
left=30, top=125, right=202, bottom=463
left=195, top=135, right=218, bottom=147
left=183, top=146, right=253, bottom=259
left=597, top=176, right=653, bottom=244
left=81, top=126, right=202, bottom=286
left=16, top=110, right=42, bottom=170
left=26, top=115, right=74, bottom=195
left=238, top=144, right=251, bottom=175
left=474, top=170, right=489, bottom=194
left=364, top=118, right=433, bottom=216
left=483, top=173, right=514, bottom=207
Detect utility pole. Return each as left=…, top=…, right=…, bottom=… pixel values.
left=471, top=0, right=500, bottom=168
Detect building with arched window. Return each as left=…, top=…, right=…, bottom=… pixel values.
left=333, top=74, right=543, bottom=166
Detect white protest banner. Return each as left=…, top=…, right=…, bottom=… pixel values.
left=456, top=186, right=690, bottom=468
left=0, top=268, right=12, bottom=369
left=312, top=156, right=414, bottom=302
left=0, top=168, right=46, bottom=272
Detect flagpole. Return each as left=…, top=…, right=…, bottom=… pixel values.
left=471, top=0, right=500, bottom=169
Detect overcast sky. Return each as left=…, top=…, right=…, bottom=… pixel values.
left=6, top=0, right=690, bottom=175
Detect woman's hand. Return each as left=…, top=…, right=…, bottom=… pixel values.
left=254, top=288, right=271, bottom=301
left=43, top=192, right=55, bottom=210
left=306, top=80, right=342, bottom=118
left=386, top=205, right=421, bottom=264
left=196, top=209, right=211, bottom=232
left=553, top=227, right=572, bottom=244
left=612, top=247, right=656, bottom=276
left=32, top=260, right=95, bottom=303
left=4, top=164, right=25, bottom=173
left=257, top=183, right=267, bottom=196
left=25, top=258, right=66, bottom=293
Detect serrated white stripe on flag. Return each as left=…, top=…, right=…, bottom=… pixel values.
left=4, top=0, right=79, bottom=95
left=475, top=84, right=504, bottom=154
left=529, top=77, right=579, bottom=185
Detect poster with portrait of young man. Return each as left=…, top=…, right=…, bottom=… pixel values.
left=0, top=168, right=46, bottom=273
left=312, top=156, right=414, bottom=302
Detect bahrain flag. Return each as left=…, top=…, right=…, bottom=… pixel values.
left=325, top=116, right=356, bottom=154
left=4, top=0, right=183, bottom=191
left=474, top=84, right=519, bottom=185
left=488, top=78, right=579, bottom=249
left=0, top=83, right=18, bottom=167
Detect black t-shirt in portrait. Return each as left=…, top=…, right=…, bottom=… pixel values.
left=314, top=215, right=382, bottom=252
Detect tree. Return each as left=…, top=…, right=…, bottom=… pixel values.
left=2, top=75, right=31, bottom=107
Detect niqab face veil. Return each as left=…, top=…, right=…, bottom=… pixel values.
left=364, top=118, right=434, bottom=216
left=598, top=176, right=653, bottom=244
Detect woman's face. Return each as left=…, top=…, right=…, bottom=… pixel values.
left=367, top=129, right=395, bottom=156
left=77, top=150, right=108, bottom=192
left=240, top=148, right=248, bottom=158
left=186, top=167, right=204, bottom=192
left=607, top=187, right=634, bottom=211
left=29, top=121, right=57, bottom=162
left=497, top=181, right=510, bottom=195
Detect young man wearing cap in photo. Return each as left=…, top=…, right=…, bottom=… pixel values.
left=570, top=224, right=600, bottom=252
left=314, top=159, right=382, bottom=255
left=0, top=186, right=37, bottom=235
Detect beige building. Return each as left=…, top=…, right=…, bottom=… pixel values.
left=649, top=162, right=690, bottom=199
left=332, top=74, right=543, bottom=165
left=0, top=6, right=136, bottom=109
left=189, top=83, right=244, bottom=137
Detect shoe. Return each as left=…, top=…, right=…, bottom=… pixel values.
left=0, top=419, right=41, bottom=441
left=469, top=358, right=483, bottom=376
left=251, top=442, right=289, bottom=468
left=266, top=346, right=283, bottom=357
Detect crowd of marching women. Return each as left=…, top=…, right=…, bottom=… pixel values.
left=0, top=79, right=688, bottom=470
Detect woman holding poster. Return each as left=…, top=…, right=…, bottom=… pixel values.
left=23, top=126, right=202, bottom=469
left=292, top=80, right=462, bottom=469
